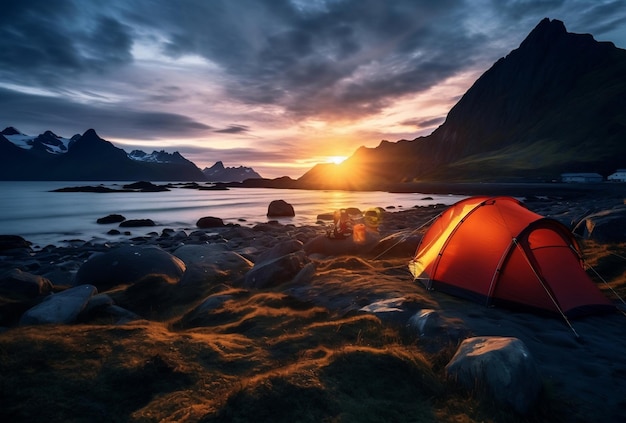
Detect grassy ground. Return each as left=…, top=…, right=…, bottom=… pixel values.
left=0, top=260, right=583, bottom=422
left=1, top=203, right=624, bottom=422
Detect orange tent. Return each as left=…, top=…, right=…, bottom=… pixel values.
left=409, top=196, right=614, bottom=318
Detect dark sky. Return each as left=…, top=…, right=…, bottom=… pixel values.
left=1, top=0, right=625, bottom=177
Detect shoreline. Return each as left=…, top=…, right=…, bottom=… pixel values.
left=1, top=186, right=626, bottom=421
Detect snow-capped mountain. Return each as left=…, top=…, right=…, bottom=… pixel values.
left=1, top=127, right=77, bottom=155
left=202, top=161, right=262, bottom=182
left=128, top=149, right=192, bottom=164
left=0, top=127, right=206, bottom=181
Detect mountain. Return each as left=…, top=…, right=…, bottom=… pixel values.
left=202, top=161, right=262, bottom=182
left=129, top=150, right=192, bottom=164
left=0, top=128, right=206, bottom=181
left=300, top=18, right=626, bottom=186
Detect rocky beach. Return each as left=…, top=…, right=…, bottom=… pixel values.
left=1, top=183, right=625, bottom=422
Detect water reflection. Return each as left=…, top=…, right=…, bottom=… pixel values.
left=0, top=182, right=465, bottom=246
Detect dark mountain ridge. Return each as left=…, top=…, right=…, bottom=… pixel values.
left=0, top=128, right=206, bottom=181
left=300, top=18, right=626, bottom=186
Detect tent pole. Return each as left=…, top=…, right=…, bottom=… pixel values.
left=513, top=239, right=581, bottom=339
left=486, top=237, right=517, bottom=307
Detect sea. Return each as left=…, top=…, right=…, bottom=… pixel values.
left=0, top=181, right=466, bottom=247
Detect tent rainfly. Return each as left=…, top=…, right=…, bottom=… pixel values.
left=409, top=196, right=614, bottom=318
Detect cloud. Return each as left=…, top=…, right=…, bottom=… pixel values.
left=400, top=117, right=446, bottom=129
left=0, top=0, right=134, bottom=87
left=113, top=0, right=489, bottom=121
left=214, top=124, right=250, bottom=134
left=0, top=87, right=212, bottom=139
left=572, top=1, right=626, bottom=37
left=1, top=0, right=626, bottom=179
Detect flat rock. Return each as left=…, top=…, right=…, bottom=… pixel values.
left=19, top=285, right=98, bottom=325
left=119, top=219, right=155, bottom=228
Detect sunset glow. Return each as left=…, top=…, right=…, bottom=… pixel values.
left=328, top=156, right=348, bottom=165
left=0, top=2, right=624, bottom=179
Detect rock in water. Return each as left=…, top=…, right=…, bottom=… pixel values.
left=97, top=214, right=126, bottom=224
left=196, top=216, right=225, bottom=228
left=0, top=235, right=32, bottom=251
left=119, top=219, right=155, bottom=227
left=267, top=199, right=295, bottom=217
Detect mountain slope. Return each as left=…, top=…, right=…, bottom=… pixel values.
left=302, top=18, right=626, bottom=185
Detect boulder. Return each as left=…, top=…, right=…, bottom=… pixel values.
left=255, top=239, right=303, bottom=264
left=196, top=216, right=225, bottom=228
left=19, top=285, right=98, bottom=325
left=267, top=199, right=295, bottom=217
left=174, top=244, right=253, bottom=287
left=406, top=309, right=442, bottom=337
left=82, top=293, right=115, bottom=315
left=0, top=269, right=53, bottom=298
left=96, top=214, right=126, bottom=224
left=290, top=262, right=317, bottom=286
left=0, top=235, right=32, bottom=251
left=174, top=243, right=229, bottom=262
left=445, top=336, right=542, bottom=414
left=74, top=246, right=186, bottom=290
left=119, top=219, right=155, bottom=227
left=243, top=251, right=309, bottom=289
left=578, top=206, right=626, bottom=243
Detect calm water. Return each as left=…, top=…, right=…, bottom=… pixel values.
left=0, top=181, right=466, bottom=247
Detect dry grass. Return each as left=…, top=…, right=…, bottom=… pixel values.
left=0, top=269, right=572, bottom=423
left=4, top=223, right=618, bottom=422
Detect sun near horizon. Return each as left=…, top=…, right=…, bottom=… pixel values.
left=328, top=156, right=348, bottom=165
